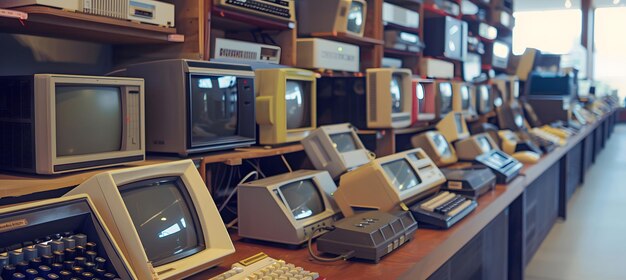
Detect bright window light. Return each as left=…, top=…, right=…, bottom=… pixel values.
left=594, top=7, right=626, bottom=101
left=513, top=10, right=582, bottom=55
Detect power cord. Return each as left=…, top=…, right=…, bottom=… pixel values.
left=307, top=226, right=355, bottom=262
left=218, top=171, right=259, bottom=213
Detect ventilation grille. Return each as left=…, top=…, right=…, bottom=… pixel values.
left=0, top=78, right=35, bottom=170
left=84, top=0, right=129, bottom=20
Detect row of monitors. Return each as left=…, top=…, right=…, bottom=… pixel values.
left=0, top=59, right=520, bottom=175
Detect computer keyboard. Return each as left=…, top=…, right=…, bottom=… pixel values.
left=410, top=191, right=478, bottom=229
left=0, top=232, right=121, bottom=280
left=529, top=133, right=557, bottom=153
left=210, top=252, right=321, bottom=280
left=531, top=128, right=567, bottom=146
left=225, top=0, right=292, bottom=19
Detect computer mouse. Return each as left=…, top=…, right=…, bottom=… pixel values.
left=512, top=151, right=541, bottom=164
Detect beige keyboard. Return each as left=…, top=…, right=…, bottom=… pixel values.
left=209, top=253, right=320, bottom=280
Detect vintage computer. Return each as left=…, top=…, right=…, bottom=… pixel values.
left=463, top=52, right=484, bottom=82
left=453, top=133, right=499, bottom=161
left=334, top=148, right=477, bottom=229
left=436, top=112, right=470, bottom=144
left=255, top=68, right=317, bottom=145
left=214, top=0, right=295, bottom=22
left=452, top=81, right=477, bottom=119
left=0, top=74, right=145, bottom=175
left=237, top=170, right=342, bottom=245
left=301, top=123, right=371, bottom=179
left=476, top=84, right=494, bottom=115
left=411, top=131, right=458, bottom=167
left=113, top=59, right=256, bottom=156
left=316, top=68, right=413, bottom=129
left=475, top=149, right=523, bottom=184
left=66, top=160, right=235, bottom=280
left=424, top=16, right=468, bottom=61
left=434, top=80, right=454, bottom=118
left=297, top=0, right=367, bottom=37
left=412, top=78, right=437, bottom=124
left=486, top=41, right=511, bottom=70
left=0, top=195, right=137, bottom=279
left=498, top=130, right=543, bottom=156
left=493, top=75, right=520, bottom=104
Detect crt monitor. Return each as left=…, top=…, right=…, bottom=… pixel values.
left=489, top=41, right=510, bottom=70
left=411, top=131, right=458, bottom=167
left=113, top=59, right=256, bottom=156
left=436, top=112, right=470, bottom=143
left=238, top=170, right=342, bottom=245
left=463, top=52, right=483, bottom=82
left=476, top=84, right=494, bottom=114
left=334, top=148, right=447, bottom=217
left=454, top=133, right=499, bottom=161
left=66, top=160, right=235, bottom=280
left=493, top=75, right=520, bottom=104
left=435, top=81, right=454, bottom=118
left=424, top=16, right=468, bottom=61
left=301, top=123, right=372, bottom=179
left=366, top=68, right=413, bottom=129
left=256, top=68, right=317, bottom=145
left=0, top=74, right=144, bottom=175
left=412, top=78, right=437, bottom=123
left=452, top=82, right=477, bottom=119
left=297, top=0, right=367, bottom=37
left=497, top=102, right=527, bottom=131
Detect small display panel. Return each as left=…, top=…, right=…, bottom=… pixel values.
left=433, top=133, right=453, bottom=158
left=190, top=75, right=239, bottom=146
left=330, top=132, right=358, bottom=153
left=55, top=86, right=122, bottom=157
left=121, top=177, right=204, bottom=266
left=286, top=80, right=313, bottom=130
left=487, top=151, right=510, bottom=167
left=382, top=159, right=422, bottom=192
left=477, top=136, right=492, bottom=153
left=454, top=114, right=465, bottom=134
left=390, top=74, right=403, bottom=113
left=439, top=83, right=453, bottom=114
left=347, top=1, right=365, bottom=35
left=461, top=86, right=471, bottom=110
left=278, top=179, right=325, bottom=220
left=416, top=83, right=426, bottom=112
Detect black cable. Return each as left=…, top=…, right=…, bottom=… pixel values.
left=307, top=227, right=355, bottom=262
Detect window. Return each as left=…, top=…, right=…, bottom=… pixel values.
left=513, top=9, right=582, bottom=55
left=594, top=7, right=626, bottom=102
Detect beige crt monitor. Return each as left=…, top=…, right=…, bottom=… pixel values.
left=493, top=75, right=520, bottom=104
left=301, top=123, right=372, bottom=179
left=238, top=170, right=341, bottom=245
left=436, top=112, right=470, bottom=143
left=65, top=160, right=234, bottom=280
left=498, top=130, right=520, bottom=155
left=452, top=81, right=477, bottom=119
left=454, top=133, right=500, bottom=161
left=334, top=148, right=446, bottom=217
left=366, top=68, right=413, bottom=128
left=411, top=131, right=458, bottom=167
left=297, top=0, right=367, bottom=37
left=255, top=68, right=317, bottom=145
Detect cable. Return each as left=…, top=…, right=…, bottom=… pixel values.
left=226, top=218, right=238, bottom=229
left=218, top=171, right=259, bottom=213
left=307, top=227, right=355, bottom=262
left=281, top=154, right=293, bottom=173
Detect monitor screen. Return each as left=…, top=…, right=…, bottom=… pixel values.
left=278, top=179, right=325, bottom=220
left=461, top=86, right=471, bottom=110
left=285, top=80, right=312, bottom=129
left=330, top=132, right=358, bottom=153
left=433, top=133, right=453, bottom=158
left=479, top=86, right=490, bottom=110
left=487, top=151, right=509, bottom=167
left=55, top=86, right=122, bottom=157
left=440, top=83, right=453, bottom=114
left=514, top=109, right=525, bottom=128
left=464, top=53, right=482, bottom=81
left=121, top=177, right=204, bottom=266
left=416, top=83, right=426, bottom=112
left=477, top=136, right=492, bottom=152
left=454, top=114, right=465, bottom=134
left=494, top=41, right=510, bottom=60
left=390, top=74, right=403, bottom=113
left=447, top=19, right=463, bottom=59
left=382, top=159, right=422, bottom=192
left=190, top=75, right=238, bottom=146
left=347, top=1, right=365, bottom=35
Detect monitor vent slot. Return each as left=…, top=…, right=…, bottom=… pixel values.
left=85, top=0, right=128, bottom=20
left=368, top=76, right=377, bottom=122
left=0, top=122, right=34, bottom=170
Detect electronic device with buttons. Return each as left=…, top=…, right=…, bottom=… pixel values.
left=411, top=131, right=458, bottom=167
left=301, top=123, right=371, bottom=179
left=66, top=160, right=235, bottom=280
left=452, top=81, right=477, bottom=120
left=297, top=0, right=367, bottom=37
left=412, top=78, right=437, bottom=123
left=475, top=150, right=523, bottom=184
left=383, top=2, right=419, bottom=28
left=420, top=58, right=455, bottom=79
left=0, top=74, right=145, bottom=175
left=296, top=38, right=360, bottom=72
left=209, top=252, right=320, bottom=280
left=238, top=170, right=342, bottom=245
left=498, top=130, right=543, bottom=156
left=440, top=167, right=496, bottom=199
left=411, top=190, right=477, bottom=229
left=454, top=133, right=500, bottom=161
left=213, top=38, right=282, bottom=65
left=315, top=211, right=418, bottom=263
left=214, top=0, right=295, bottom=22
left=384, top=30, right=425, bottom=52
left=0, top=195, right=136, bottom=280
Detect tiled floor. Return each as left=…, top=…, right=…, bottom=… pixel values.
left=525, top=124, right=626, bottom=280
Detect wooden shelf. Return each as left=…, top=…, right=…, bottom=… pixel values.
left=0, top=6, right=183, bottom=44
left=199, top=144, right=304, bottom=165
left=383, top=22, right=421, bottom=35
left=308, top=32, right=383, bottom=47
left=211, top=6, right=294, bottom=31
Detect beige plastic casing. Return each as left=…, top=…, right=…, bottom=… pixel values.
left=411, top=131, right=458, bottom=167
left=65, top=160, right=235, bottom=280
left=454, top=133, right=500, bottom=161
left=366, top=68, right=413, bottom=129
left=436, top=112, right=470, bottom=143
left=498, top=130, right=520, bottom=155
left=452, top=81, right=478, bottom=119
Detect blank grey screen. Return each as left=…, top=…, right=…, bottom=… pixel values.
left=279, top=179, right=324, bottom=220
left=121, top=178, right=201, bottom=265
left=190, top=75, right=238, bottom=146
left=55, top=86, right=122, bottom=157
left=433, top=133, right=452, bottom=158
left=390, top=74, right=403, bottom=113
left=382, top=159, right=422, bottom=192
left=286, top=80, right=312, bottom=129
left=347, top=1, right=365, bottom=34
left=330, top=132, right=358, bottom=153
